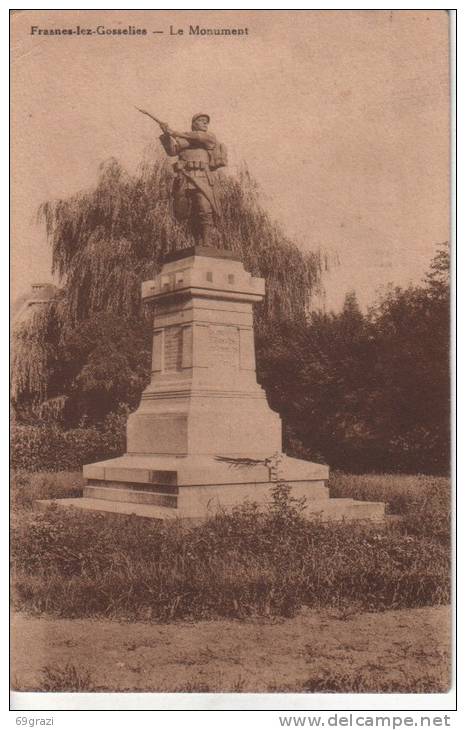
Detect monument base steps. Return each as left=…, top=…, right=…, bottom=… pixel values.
left=36, top=494, right=385, bottom=523
left=36, top=452, right=385, bottom=523
left=36, top=497, right=180, bottom=521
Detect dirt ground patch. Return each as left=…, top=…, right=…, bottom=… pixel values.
left=11, top=606, right=450, bottom=693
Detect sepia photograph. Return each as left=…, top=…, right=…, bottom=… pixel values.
left=10, top=9, right=452, bottom=707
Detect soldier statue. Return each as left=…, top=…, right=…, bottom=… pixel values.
left=136, top=109, right=227, bottom=247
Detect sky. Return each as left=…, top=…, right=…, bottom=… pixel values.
left=11, top=9, right=450, bottom=311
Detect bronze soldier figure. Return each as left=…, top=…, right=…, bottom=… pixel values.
left=158, top=113, right=227, bottom=246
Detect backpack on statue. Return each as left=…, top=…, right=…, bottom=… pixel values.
left=209, top=142, right=228, bottom=170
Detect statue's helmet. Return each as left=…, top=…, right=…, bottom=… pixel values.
left=191, top=113, right=210, bottom=127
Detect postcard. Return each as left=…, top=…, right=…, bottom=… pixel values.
left=10, top=9, right=453, bottom=713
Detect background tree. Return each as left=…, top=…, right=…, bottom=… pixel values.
left=258, top=244, right=450, bottom=474
left=367, top=243, right=450, bottom=473
left=12, top=153, right=323, bottom=426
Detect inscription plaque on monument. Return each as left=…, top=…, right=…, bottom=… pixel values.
left=209, top=325, right=239, bottom=368
left=164, top=326, right=183, bottom=371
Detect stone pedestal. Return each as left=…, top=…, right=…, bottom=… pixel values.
left=42, top=247, right=384, bottom=522
left=126, top=247, right=282, bottom=459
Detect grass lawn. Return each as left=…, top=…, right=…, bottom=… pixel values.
left=10, top=470, right=451, bottom=693
left=11, top=606, right=450, bottom=693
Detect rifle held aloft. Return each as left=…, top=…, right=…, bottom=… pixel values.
left=135, top=107, right=169, bottom=133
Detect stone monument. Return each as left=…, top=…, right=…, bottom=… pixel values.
left=46, top=246, right=384, bottom=522
left=40, top=113, right=384, bottom=521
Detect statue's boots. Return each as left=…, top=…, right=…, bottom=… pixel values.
left=200, top=222, right=215, bottom=247
left=197, top=212, right=214, bottom=247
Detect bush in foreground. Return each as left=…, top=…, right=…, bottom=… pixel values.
left=11, top=412, right=126, bottom=472
left=329, top=472, right=451, bottom=546
left=11, top=475, right=450, bottom=621
left=11, top=471, right=83, bottom=510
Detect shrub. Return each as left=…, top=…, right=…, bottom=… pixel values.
left=10, top=413, right=126, bottom=471
left=329, top=472, right=451, bottom=545
left=40, top=664, right=96, bottom=692
left=11, top=471, right=83, bottom=510
left=299, top=670, right=449, bottom=694
left=11, top=479, right=450, bottom=621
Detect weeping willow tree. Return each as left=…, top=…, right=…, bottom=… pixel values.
left=12, top=151, right=325, bottom=422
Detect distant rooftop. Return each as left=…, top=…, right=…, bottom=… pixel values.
left=12, top=282, right=58, bottom=323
